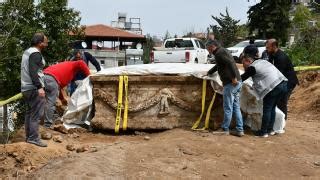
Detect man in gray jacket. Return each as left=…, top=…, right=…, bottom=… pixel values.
left=20, top=32, right=48, bottom=147
left=207, top=40, right=244, bottom=137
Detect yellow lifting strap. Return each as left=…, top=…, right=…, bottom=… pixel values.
left=123, top=76, right=129, bottom=131
left=0, top=93, right=23, bottom=107
left=191, top=80, right=216, bottom=130
left=115, top=75, right=129, bottom=133
left=115, top=76, right=124, bottom=133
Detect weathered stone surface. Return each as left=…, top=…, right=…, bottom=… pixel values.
left=52, top=135, right=63, bottom=143
left=90, top=75, right=223, bottom=131
left=41, top=132, right=52, bottom=140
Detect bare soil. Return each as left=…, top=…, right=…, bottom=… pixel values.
left=0, top=71, right=319, bottom=179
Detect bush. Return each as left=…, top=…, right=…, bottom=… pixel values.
left=287, top=27, right=320, bottom=66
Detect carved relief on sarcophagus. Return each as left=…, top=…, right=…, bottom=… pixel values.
left=90, top=75, right=224, bottom=131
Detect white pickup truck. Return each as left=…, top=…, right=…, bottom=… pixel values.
left=150, top=38, right=209, bottom=63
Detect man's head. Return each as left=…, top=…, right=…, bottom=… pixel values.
left=244, top=45, right=259, bottom=60
left=249, top=37, right=255, bottom=45
left=73, top=50, right=82, bottom=60
left=31, top=32, right=48, bottom=51
left=206, top=39, right=220, bottom=55
left=266, top=38, right=279, bottom=55
left=241, top=54, right=254, bottom=70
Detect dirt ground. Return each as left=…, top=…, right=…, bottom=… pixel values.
left=0, top=70, right=319, bottom=179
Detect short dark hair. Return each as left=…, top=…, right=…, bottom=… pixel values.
left=205, top=39, right=220, bottom=48
left=241, top=53, right=255, bottom=61
left=31, top=32, right=45, bottom=46
left=267, top=38, right=279, bottom=48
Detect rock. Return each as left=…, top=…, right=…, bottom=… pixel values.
left=9, top=152, right=18, bottom=158
left=76, top=146, right=89, bottom=153
left=144, top=136, right=150, bottom=140
left=69, top=133, right=80, bottom=138
left=314, top=161, right=320, bottom=166
left=223, top=173, right=228, bottom=177
left=53, top=135, right=63, bottom=143
left=90, top=147, right=98, bottom=153
left=182, top=165, right=188, bottom=170
left=66, top=144, right=76, bottom=151
left=41, top=132, right=52, bottom=140
left=53, top=124, right=68, bottom=134
left=179, top=148, right=194, bottom=156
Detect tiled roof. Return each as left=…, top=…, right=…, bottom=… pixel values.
left=84, top=24, right=145, bottom=39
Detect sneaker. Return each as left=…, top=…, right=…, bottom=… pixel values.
left=254, top=131, right=268, bottom=138
left=212, top=128, right=229, bottom=135
left=230, top=130, right=245, bottom=137
left=269, top=131, right=276, bottom=136
left=27, top=140, right=47, bottom=147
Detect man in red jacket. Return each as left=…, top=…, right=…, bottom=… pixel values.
left=43, top=60, right=90, bottom=128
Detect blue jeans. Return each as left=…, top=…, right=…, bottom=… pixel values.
left=261, top=81, right=288, bottom=134
left=222, top=82, right=243, bottom=132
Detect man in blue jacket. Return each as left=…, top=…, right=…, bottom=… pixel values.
left=69, top=50, right=101, bottom=95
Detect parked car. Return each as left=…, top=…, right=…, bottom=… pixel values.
left=227, top=39, right=266, bottom=62
left=150, top=38, right=209, bottom=64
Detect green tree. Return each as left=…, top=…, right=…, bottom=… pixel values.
left=0, top=0, right=39, bottom=99
left=209, top=8, right=240, bottom=47
left=143, top=34, right=154, bottom=64
left=247, top=0, right=291, bottom=45
left=292, top=4, right=313, bottom=30
left=0, top=0, right=83, bottom=99
left=0, top=0, right=83, bottom=128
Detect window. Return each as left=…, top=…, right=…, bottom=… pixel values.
left=254, top=41, right=266, bottom=47
left=164, top=40, right=194, bottom=48
left=198, top=41, right=206, bottom=49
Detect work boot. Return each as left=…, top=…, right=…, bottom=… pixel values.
left=27, top=139, right=47, bottom=147
left=230, top=130, right=244, bottom=137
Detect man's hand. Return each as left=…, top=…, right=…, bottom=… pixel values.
left=232, top=78, right=238, bottom=86
left=61, top=98, right=68, bottom=106
left=38, top=88, right=45, bottom=97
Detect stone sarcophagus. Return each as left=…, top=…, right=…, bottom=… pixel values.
left=90, top=75, right=224, bottom=131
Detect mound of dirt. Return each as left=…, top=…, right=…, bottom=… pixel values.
left=290, top=70, right=320, bottom=116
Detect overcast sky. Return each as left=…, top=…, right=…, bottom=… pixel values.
left=68, top=0, right=259, bottom=38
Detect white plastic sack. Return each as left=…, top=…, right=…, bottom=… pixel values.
left=62, top=77, right=93, bottom=125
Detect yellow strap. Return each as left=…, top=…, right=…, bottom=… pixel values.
left=0, top=93, right=23, bottom=107
left=123, top=76, right=129, bottom=131
left=203, top=92, right=216, bottom=130
left=191, top=80, right=207, bottom=129
left=115, top=76, right=124, bottom=133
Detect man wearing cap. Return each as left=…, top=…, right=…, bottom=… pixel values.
left=206, top=40, right=244, bottom=137
left=241, top=53, right=288, bottom=137
left=243, top=38, right=259, bottom=59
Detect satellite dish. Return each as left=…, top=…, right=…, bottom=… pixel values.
left=136, top=43, right=142, bottom=49
left=97, top=41, right=103, bottom=48
left=81, top=42, right=87, bottom=49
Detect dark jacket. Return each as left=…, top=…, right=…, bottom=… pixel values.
left=71, top=51, right=101, bottom=80
left=208, top=47, right=241, bottom=86
left=268, top=49, right=299, bottom=89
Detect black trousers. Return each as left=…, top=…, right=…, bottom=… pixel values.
left=276, top=88, right=294, bottom=120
